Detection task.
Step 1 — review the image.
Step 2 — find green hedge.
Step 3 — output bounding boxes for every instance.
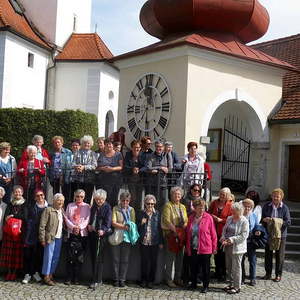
[0,108,98,159]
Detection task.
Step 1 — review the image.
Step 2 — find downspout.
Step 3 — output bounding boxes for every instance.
[44,48,57,110]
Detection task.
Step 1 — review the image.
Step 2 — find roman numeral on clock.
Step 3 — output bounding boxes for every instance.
[162,102,170,112]
[134,106,141,113]
[136,80,143,91]
[128,118,137,131]
[160,87,168,98]
[133,128,142,140]
[153,128,160,139]
[158,116,168,129]
[146,74,154,87]
[127,105,134,114]
[130,92,137,100]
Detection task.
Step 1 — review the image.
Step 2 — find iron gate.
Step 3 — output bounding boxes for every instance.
[221,115,251,193]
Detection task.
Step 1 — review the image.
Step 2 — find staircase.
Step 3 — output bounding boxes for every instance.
[286,209,300,259]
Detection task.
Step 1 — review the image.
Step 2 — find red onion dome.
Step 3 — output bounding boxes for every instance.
[140,0,269,43]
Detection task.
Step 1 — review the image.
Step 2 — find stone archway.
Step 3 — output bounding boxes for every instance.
[105,110,114,138]
[203,90,268,193]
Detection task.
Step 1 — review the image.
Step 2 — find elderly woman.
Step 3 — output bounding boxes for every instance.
[18,145,46,207]
[64,189,90,285]
[21,135,51,165]
[96,139,123,207]
[241,198,259,286]
[0,142,17,204]
[246,186,262,223]
[95,137,105,156]
[180,142,204,187]
[71,139,81,154]
[262,188,291,282]
[111,192,136,287]
[0,185,28,281]
[124,140,145,211]
[208,187,233,282]
[138,194,163,288]
[22,189,48,284]
[49,136,72,205]
[39,193,65,286]
[185,199,217,293]
[0,187,7,248]
[71,135,97,203]
[221,202,249,294]
[88,189,112,290]
[161,186,188,288]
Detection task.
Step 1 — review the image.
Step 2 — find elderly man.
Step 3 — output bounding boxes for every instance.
[146,140,169,210]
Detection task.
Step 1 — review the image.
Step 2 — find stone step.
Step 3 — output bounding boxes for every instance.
[291,217,300,226]
[286,233,300,243]
[257,248,300,259]
[288,225,300,234]
[290,210,300,218]
[286,241,300,252]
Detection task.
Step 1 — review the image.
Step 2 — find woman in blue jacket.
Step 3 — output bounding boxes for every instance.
[241,198,258,286]
[138,194,163,289]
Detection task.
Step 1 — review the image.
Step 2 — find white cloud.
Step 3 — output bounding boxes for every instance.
[92,0,300,54]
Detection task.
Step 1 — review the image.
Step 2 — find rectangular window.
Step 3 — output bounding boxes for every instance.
[28,52,34,68]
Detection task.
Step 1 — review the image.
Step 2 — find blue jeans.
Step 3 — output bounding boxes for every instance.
[242,243,256,280]
[42,238,62,275]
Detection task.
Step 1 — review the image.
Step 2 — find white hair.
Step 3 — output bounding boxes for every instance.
[73,189,85,201]
[0,186,5,197]
[219,187,231,196]
[32,135,44,143]
[144,194,157,204]
[27,145,37,153]
[80,135,94,147]
[93,189,107,201]
[232,202,244,215]
[53,193,65,202]
[170,186,184,198]
[119,191,131,203]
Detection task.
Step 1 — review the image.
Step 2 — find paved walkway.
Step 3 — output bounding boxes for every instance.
[0,257,299,300]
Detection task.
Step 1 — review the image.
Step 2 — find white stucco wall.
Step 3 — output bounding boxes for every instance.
[1,33,49,109]
[19,0,92,48]
[54,62,119,136]
[0,32,5,107]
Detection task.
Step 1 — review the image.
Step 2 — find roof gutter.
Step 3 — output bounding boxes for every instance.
[269,118,300,125]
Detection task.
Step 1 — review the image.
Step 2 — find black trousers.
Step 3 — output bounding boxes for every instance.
[66,235,87,281]
[140,244,159,283]
[190,250,211,288]
[214,241,226,279]
[181,253,192,283]
[265,238,286,277]
[89,233,106,283]
[23,243,44,276]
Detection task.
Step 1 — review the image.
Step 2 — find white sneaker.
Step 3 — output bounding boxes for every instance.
[22,274,31,284]
[33,272,42,282]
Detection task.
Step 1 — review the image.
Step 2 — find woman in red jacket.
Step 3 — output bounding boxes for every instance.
[208,187,232,282]
[186,199,217,293]
[17,145,45,207]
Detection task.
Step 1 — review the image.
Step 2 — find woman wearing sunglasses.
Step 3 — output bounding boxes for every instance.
[138,194,163,289]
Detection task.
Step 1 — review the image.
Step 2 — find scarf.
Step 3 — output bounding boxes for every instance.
[37,200,48,209]
[11,197,25,206]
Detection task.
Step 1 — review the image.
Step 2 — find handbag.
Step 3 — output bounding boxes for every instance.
[108,228,124,246]
[167,227,186,253]
[3,217,22,238]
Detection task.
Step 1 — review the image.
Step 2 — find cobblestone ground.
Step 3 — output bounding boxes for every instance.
[0,257,299,300]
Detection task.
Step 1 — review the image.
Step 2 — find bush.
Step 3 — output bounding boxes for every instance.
[0,108,98,160]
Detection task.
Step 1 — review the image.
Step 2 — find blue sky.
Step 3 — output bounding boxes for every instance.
[91,0,300,55]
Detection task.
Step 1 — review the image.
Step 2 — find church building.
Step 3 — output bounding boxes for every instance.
[0,0,118,137]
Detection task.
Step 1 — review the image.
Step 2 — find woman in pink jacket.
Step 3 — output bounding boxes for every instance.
[186,199,217,293]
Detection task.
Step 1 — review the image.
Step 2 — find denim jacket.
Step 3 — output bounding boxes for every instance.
[49,147,72,184]
[138,210,163,245]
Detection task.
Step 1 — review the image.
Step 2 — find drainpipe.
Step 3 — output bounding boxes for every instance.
[44,48,57,110]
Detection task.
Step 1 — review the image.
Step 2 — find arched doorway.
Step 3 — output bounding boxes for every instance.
[204,94,267,194]
[105,110,114,138]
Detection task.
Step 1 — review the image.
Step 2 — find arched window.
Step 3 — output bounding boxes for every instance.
[105,110,114,138]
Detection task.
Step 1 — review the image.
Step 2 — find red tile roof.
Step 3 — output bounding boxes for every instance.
[253,34,300,122]
[0,0,50,49]
[112,31,296,72]
[56,33,113,61]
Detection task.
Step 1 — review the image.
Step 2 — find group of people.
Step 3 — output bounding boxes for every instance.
[0,133,291,294]
[0,133,211,212]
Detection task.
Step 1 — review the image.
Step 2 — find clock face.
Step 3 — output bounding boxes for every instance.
[126,73,171,141]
